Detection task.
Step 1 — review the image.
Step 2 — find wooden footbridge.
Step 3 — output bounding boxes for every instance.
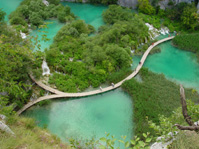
[17,36,174,115]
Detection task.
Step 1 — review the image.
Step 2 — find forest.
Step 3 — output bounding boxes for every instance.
[45,5,149,92]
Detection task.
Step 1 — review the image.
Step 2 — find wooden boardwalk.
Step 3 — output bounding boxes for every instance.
[17,36,174,115]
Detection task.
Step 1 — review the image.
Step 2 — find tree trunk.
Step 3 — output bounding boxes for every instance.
[174,85,199,131]
[180,85,194,126]
[0,121,15,136]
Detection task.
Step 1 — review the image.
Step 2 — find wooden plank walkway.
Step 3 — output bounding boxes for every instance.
[17,36,174,115]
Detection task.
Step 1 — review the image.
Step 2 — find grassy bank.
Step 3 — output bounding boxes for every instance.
[173,33,199,54]
[122,68,199,138]
[0,116,70,149]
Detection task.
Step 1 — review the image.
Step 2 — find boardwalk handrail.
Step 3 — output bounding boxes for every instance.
[17,36,174,115]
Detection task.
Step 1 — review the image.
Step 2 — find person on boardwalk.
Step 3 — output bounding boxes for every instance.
[111,83,115,87]
[100,86,102,91]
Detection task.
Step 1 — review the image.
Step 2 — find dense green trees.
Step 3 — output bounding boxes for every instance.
[9,0,75,28]
[136,1,198,32]
[0,9,44,112]
[0,8,5,22]
[44,5,151,92]
[181,5,198,30]
[0,27,34,110]
[45,6,150,92]
[165,3,199,31]
[138,0,155,15]
[102,5,133,24]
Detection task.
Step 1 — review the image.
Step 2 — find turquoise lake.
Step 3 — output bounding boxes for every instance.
[132,41,199,92]
[1,0,199,147]
[0,0,22,21]
[24,89,133,147]
[31,2,107,50]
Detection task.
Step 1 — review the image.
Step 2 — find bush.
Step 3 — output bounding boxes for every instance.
[108,68,132,84]
[10,16,26,26]
[173,33,199,53]
[102,5,133,24]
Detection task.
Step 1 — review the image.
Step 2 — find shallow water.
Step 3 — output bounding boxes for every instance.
[0,0,22,21]
[24,89,133,146]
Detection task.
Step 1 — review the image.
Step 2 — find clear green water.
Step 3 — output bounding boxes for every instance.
[61,2,107,29]
[31,20,64,51]
[132,41,199,91]
[0,0,22,21]
[24,89,133,146]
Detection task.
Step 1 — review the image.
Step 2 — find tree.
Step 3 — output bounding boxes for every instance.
[0,9,6,22]
[105,44,132,69]
[174,85,199,131]
[48,0,60,5]
[138,0,155,15]
[0,27,34,109]
[29,12,43,27]
[58,11,66,23]
[10,16,26,25]
[84,46,107,66]
[181,5,198,30]
[102,5,133,24]
[19,5,29,18]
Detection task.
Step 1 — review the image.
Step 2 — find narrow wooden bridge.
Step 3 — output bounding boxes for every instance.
[17,36,174,115]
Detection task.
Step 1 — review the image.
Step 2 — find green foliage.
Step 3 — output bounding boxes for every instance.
[29,12,44,26]
[9,0,75,28]
[136,2,198,32]
[108,68,133,84]
[173,33,199,54]
[180,4,198,30]
[0,116,69,149]
[0,8,6,22]
[148,99,199,141]
[46,7,151,92]
[69,132,153,148]
[10,16,27,25]
[102,5,133,24]
[137,13,161,29]
[122,68,199,138]
[165,3,198,31]
[48,0,60,5]
[169,131,199,149]
[138,0,155,15]
[0,31,35,109]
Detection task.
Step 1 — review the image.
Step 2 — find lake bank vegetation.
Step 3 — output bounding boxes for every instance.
[9,0,75,33]
[122,68,199,138]
[0,116,69,148]
[173,33,199,59]
[0,10,70,148]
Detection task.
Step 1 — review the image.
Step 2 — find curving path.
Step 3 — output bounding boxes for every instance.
[17,36,174,115]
